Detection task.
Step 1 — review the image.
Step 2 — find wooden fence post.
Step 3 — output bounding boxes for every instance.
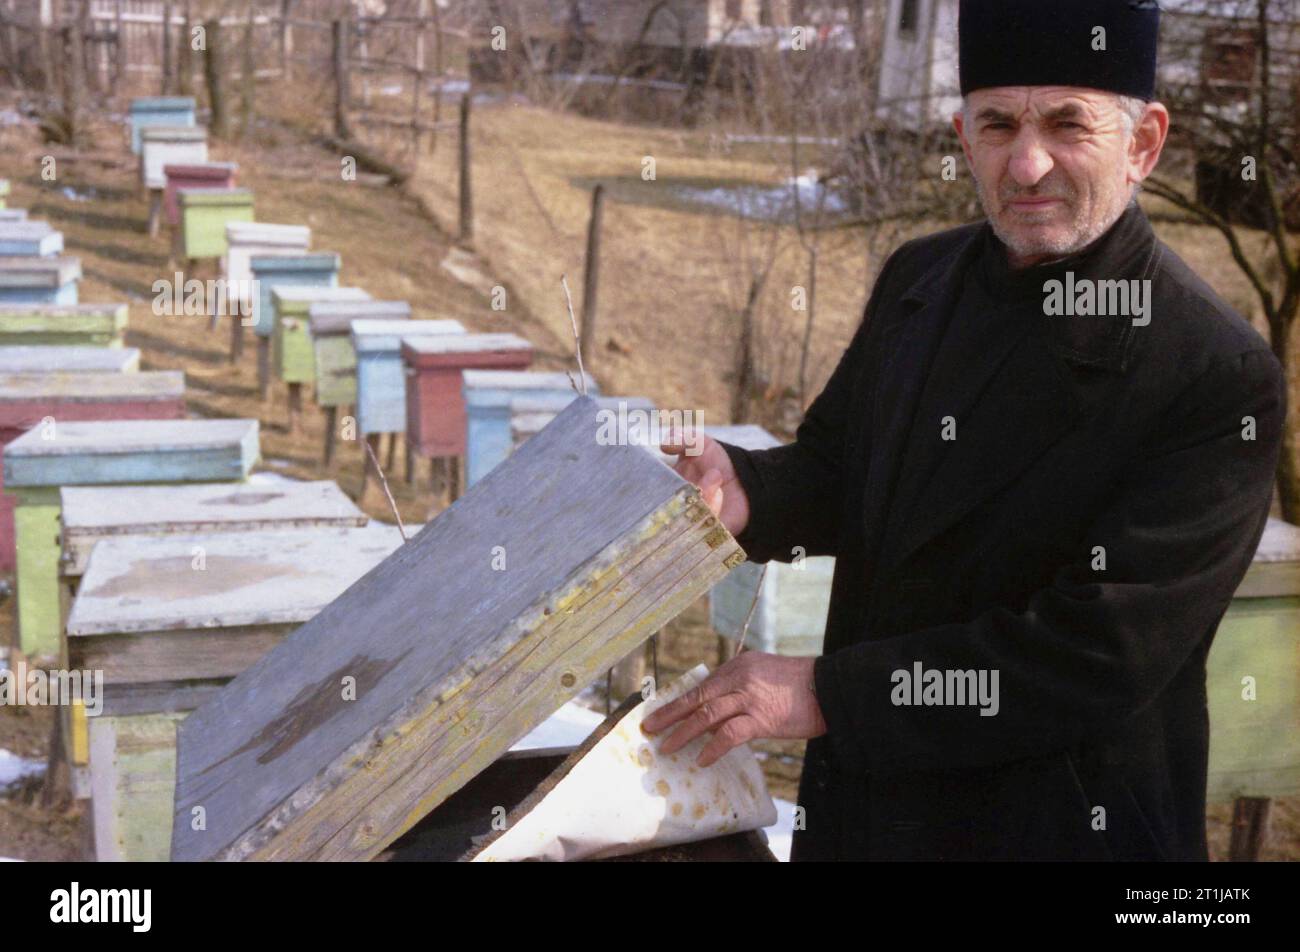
[160,0,172,94]
[203,17,227,138]
[176,2,192,96]
[580,183,604,364]
[332,18,351,140]
[240,0,255,139]
[458,93,472,243]
[279,0,293,81]
[113,0,125,98]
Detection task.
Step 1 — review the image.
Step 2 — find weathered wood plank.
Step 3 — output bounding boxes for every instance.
[170,395,744,861]
[0,346,139,374]
[60,477,368,576]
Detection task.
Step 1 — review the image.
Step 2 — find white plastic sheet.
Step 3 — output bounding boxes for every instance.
[474,664,778,861]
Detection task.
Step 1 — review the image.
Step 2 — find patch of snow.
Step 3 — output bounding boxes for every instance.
[0,749,44,792]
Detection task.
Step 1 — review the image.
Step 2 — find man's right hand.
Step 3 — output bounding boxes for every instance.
[660,433,750,538]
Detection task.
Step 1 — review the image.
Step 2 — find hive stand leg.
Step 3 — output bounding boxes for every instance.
[448,455,462,503]
[323,406,338,465]
[385,432,398,473]
[42,715,71,808]
[230,312,245,363]
[287,383,303,435]
[1228,796,1271,861]
[257,338,271,401]
[609,642,648,705]
[360,432,383,500]
[404,442,415,484]
[146,189,163,238]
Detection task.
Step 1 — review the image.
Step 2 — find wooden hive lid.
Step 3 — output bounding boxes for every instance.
[4,417,257,458]
[169,395,743,861]
[226,221,310,247]
[351,318,465,352]
[271,286,371,314]
[401,332,531,357]
[309,300,412,336]
[163,161,238,178]
[177,186,253,207]
[0,256,82,286]
[249,251,340,274]
[0,345,140,373]
[141,124,207,142]
[0,370,183,402]
[67,523,407,637]
[61,477,366,536]
[463,369,596,395]
[2,221,57,238]
[0,302,125,324]
[130,96,196,112]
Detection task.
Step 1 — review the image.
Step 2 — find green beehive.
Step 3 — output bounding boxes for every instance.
[176,188,254,260]
[270,286,371,385]
[0,303,127,347]
[1206,518,1300,804]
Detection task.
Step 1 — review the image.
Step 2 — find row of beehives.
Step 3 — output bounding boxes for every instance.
[0,106,835,861]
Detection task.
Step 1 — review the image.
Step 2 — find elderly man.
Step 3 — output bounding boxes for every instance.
[647,0,1285,861]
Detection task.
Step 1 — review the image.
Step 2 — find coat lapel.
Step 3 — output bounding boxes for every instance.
[859,233,984,565]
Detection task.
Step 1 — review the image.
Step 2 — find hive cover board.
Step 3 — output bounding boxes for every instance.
[170,396,745,861]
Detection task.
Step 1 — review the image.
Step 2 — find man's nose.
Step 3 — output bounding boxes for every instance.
[1006,131,1055,188]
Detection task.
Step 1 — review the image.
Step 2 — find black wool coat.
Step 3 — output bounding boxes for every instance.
[719,206,1286,861]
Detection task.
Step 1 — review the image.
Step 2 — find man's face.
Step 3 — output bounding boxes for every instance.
[953,87,1149,266]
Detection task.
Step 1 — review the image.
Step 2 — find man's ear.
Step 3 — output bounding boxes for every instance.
[1129,101,1170,185]
[952,111,975,166]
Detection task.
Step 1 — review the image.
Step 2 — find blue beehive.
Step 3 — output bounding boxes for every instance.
[463,370,599,486]
[352,319,465,436]
[128,96,197,155]
[0,222,63,257]
[0,257,81,305]
[249,253,340,338]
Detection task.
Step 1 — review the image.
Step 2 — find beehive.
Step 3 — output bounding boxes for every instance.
[0,303,126,347]
[0,221,63,257]
[70,524,409,861]
[270,286,371,385]
[162,161,237,227]
[0,257,81,305]
[400,334,534,459]
[127,96,196,154]
[140,126,208,192]
[176,187,254,260]
[463,369,598,486]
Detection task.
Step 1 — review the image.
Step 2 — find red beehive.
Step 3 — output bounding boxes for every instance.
[401,333,532,459]
[162,162,238,227]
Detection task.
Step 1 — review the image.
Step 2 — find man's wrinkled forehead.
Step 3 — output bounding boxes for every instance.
[968,86,1122,122]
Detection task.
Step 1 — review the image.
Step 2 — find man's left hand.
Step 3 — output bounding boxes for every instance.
[641,652,828,768]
